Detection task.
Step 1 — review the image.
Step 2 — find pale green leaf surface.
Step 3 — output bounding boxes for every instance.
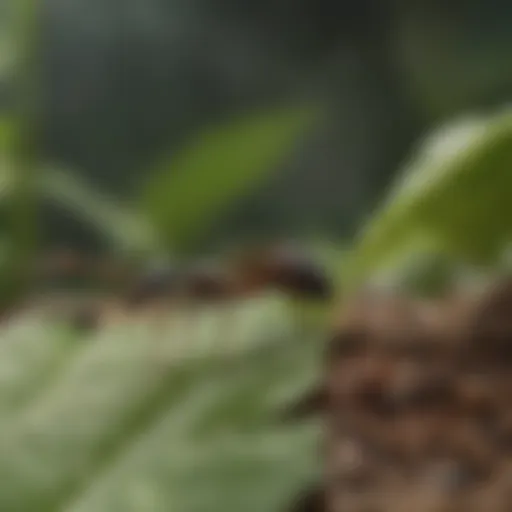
[346,108,512,289]
[0,319,81,414]
[142,106,317,251]
[0,297,320,511]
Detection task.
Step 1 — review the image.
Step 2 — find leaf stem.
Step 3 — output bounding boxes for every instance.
[4,0,40,303]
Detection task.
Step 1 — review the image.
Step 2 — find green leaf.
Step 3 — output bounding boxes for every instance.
[0,297,321,511]
[0,159,160,256]
[345,108,512,289]
[41,167,159,255]
[141,106,318,251]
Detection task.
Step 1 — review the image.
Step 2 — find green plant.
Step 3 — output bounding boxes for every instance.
[142,107,315,253]
[0,0,316,294]
[344,107,512,291]
[2,102,512,511]
[0,298,321,511]
[4,3,512,510]
[0,104,315,273]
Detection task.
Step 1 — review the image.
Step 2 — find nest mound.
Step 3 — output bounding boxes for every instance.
[290,279,512,512]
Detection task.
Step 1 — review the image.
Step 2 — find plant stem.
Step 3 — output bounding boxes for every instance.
[4,0,40,304]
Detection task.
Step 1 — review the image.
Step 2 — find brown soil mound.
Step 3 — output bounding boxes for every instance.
[289,279,512,512]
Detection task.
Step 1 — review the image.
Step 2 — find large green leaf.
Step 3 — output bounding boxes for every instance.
[0,297,321,511]
[345,108,512,289]
[141,106,317,251]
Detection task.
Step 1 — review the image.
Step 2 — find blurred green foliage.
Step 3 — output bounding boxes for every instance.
[1,0,510,246]
[346,108,512,290]
[142,106,316,252]
[1,2,512,510]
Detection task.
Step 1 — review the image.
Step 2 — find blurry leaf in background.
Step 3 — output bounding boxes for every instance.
[345,107,512,290]
[0,150,160,257]
[141,106,318,252]
[0,298,320,512]
[41,167,159,256]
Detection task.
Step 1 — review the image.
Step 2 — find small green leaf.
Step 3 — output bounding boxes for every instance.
[141,106,318,251]
[41,167,159,255]
[346,108,512,289]
[0,158,160,256]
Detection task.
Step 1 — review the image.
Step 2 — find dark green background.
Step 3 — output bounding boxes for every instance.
[6,0,512,248]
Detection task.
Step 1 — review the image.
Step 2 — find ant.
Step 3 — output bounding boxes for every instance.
[231,242,333,301]
[124,242,334,307]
